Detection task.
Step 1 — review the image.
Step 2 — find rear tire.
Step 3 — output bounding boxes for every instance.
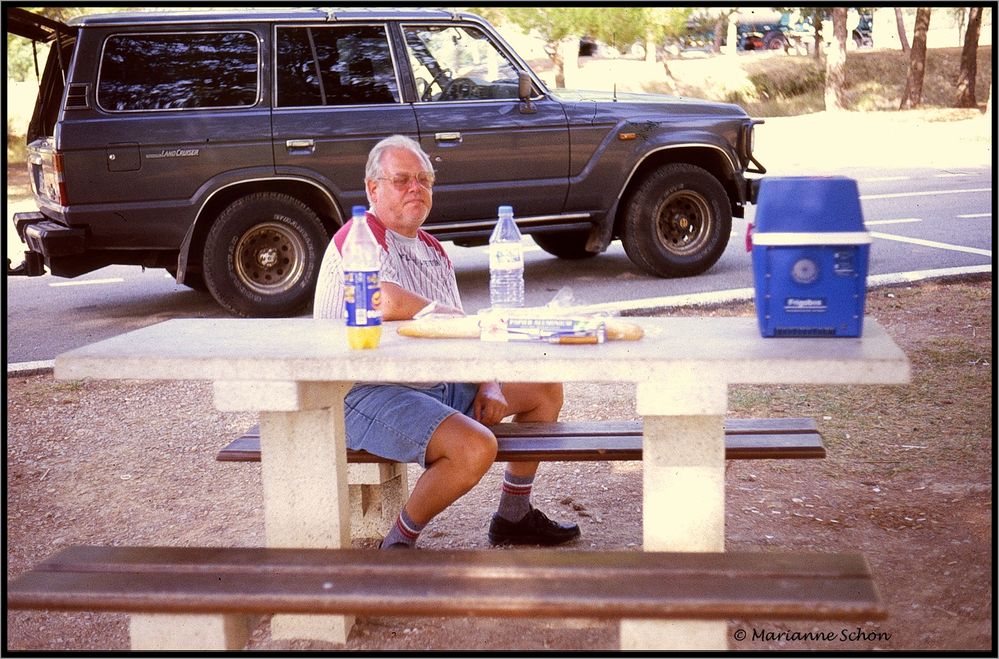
[621,164,731,278]
[202,193,330,317]
[531,230,597,260]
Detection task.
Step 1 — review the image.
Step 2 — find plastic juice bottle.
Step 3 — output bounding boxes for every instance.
[342,206,382,349]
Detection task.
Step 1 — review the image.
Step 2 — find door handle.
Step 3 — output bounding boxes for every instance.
[434,132,462,143]
[285,139,315,151]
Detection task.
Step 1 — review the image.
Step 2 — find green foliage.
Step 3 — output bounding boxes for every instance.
[595,7,692,51]
[496,7,599,45]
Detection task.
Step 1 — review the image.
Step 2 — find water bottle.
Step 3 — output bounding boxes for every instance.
[489,205,524,308]
[342,205,382,349]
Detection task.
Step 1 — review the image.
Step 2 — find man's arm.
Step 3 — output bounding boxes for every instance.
[380,281,463,321]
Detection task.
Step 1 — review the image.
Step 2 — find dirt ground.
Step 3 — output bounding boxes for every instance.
[4,275,992,652]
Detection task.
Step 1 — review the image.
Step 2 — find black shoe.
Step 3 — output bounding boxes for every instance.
[488,506,581,546]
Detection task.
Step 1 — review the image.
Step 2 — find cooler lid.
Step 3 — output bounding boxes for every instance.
[754,176,865,233]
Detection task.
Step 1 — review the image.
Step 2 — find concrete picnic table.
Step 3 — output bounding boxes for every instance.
[54,315,910,649]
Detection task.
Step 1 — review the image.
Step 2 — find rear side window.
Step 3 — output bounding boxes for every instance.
[98,32,259,111]
[276,25,399,107]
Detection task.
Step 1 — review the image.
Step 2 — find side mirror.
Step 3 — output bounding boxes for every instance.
[518,71,536,114]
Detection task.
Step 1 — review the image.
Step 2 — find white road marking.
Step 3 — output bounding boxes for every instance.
[865,218,922,226]
[565,265,992,315]
[861,187,991,201]
[48,277,125,287]
[868,231,992,257]
[957,213,991,219]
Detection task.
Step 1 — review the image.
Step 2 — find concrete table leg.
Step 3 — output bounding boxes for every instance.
[620,379,729,651]
[130,613,253,650]
[214,380,355,645]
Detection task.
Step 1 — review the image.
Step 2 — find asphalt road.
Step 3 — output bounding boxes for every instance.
[5,163,992,365]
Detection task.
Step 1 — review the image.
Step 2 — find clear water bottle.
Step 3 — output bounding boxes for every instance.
[342,205,382,349]
[488,205,524,308]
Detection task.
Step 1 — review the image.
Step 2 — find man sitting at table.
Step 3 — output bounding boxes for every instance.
[314,134,580,549]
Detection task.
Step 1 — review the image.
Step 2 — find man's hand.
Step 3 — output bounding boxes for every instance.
[472,381,508,426]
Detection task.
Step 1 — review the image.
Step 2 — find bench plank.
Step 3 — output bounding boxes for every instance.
[8,545,884,621]
[217,418,825,463]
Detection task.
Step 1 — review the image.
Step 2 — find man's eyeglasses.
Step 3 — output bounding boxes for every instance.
[378,172,435,190]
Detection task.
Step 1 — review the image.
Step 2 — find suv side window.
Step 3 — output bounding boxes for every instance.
[276,26,399,107]
[98,32,258,112]
[404,25,521,102]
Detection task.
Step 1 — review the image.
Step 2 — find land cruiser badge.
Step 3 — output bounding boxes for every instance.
[146,148,200,159]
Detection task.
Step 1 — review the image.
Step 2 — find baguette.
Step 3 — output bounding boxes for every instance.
[397,316,480,339]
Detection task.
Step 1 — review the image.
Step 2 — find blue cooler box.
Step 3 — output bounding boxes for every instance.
[751,176,871,337]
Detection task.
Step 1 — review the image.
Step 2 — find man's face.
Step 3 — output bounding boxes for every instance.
[367,148,434,238]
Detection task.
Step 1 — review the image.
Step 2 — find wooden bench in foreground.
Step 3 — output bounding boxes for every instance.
[7,545,885,650]
[217,418,826,463]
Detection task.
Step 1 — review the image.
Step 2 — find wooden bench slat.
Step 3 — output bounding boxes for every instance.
[217,419,826,463]
[8,546,885,621]
[32,545,874,578]
[231,417,819,440]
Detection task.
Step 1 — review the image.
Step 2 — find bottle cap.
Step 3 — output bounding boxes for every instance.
[498,205,513,216]
[352,205,367,217]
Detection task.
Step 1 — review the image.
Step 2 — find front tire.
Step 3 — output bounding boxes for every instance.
[202,193,329,317]
[621,164,731,277]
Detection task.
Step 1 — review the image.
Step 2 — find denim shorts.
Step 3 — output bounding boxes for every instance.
[344,383,479,468]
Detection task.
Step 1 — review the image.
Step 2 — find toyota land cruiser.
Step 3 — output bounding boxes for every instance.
[8,7,765,317]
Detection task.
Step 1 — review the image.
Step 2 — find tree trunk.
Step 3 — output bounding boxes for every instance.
[900,8,931,109]
[645,34,657,64]
[713,16,725,53]
[547,43,566,88]
[955,7,982,108]
[661,60,679,94]
[560,37,579,89]
[895,8,911,53]
[810,9,824,60]
[825,8,849,112]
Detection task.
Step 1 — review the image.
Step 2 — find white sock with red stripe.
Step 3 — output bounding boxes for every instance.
[497,470,534,522]
[381,508,425,548]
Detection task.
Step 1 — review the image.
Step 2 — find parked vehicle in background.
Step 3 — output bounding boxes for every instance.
[785,10,874,54]
[7,7,764,317]
[851,12,874,48]
[736,17,791,52]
